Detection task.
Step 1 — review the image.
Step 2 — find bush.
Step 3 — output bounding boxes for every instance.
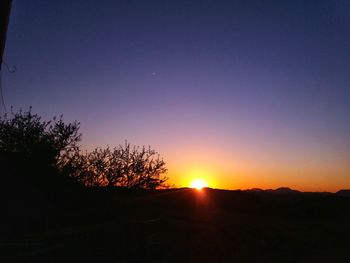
[0,108,168,190]
[0,108,81,190]
[70,142,168,189]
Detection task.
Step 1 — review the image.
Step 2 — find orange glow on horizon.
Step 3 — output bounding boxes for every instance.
[163,141,350,193]
[190,179,208,190]
[167,165,349,193]
[180,166,218,190]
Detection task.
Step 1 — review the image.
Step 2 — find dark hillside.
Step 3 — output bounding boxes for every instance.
[1,188,350,262]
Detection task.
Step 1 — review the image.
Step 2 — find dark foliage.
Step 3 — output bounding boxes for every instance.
[0,108,168,191]
[70,142,168,189]
[0,108,83,236]
[0,108,81,191]
[0,108,168,238]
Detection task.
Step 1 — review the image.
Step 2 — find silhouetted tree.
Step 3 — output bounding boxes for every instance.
[71,142,168,189]
[0,108,168,191]
[0,108,81,190]
[0,108,83,235]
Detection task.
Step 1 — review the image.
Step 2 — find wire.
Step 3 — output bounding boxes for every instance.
[0,62,17,114]
[3,61,16,73]
[0,69,7,114]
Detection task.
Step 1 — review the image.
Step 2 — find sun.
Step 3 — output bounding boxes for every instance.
[190,179,208,190]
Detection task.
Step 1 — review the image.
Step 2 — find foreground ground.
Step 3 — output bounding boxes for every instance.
[2,188,350,262]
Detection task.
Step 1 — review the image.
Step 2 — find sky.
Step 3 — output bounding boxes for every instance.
[2,0,350,191]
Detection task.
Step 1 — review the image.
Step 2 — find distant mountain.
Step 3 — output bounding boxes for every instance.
[337,189,350,197]
[272,187,300,194]
[246,188,264,192]
[245,187,301,195]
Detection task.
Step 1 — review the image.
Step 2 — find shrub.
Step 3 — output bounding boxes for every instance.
[70,142,168,189]
[0,108,81,190]
[0,108,168,190]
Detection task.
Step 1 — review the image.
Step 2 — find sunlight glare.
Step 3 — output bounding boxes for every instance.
[190,179,208,190]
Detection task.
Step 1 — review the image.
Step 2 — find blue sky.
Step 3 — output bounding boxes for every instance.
[2,0,350,190]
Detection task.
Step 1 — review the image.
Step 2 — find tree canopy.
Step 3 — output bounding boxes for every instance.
[70,143,168,189]
[0,108,168,190]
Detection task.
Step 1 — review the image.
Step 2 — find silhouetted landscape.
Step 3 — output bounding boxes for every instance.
[2,186,350,262]
[2,1,350,262]
[0,110,349,262]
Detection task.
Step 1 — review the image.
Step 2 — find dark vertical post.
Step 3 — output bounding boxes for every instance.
[0,0,13,71]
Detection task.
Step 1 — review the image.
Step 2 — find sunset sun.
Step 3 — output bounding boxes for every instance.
[1,0,349,261]
[190,179,208,190]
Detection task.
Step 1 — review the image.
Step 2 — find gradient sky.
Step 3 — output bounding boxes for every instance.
[2,0,350,191]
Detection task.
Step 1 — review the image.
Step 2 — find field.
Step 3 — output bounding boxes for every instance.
[2,188,350,262]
